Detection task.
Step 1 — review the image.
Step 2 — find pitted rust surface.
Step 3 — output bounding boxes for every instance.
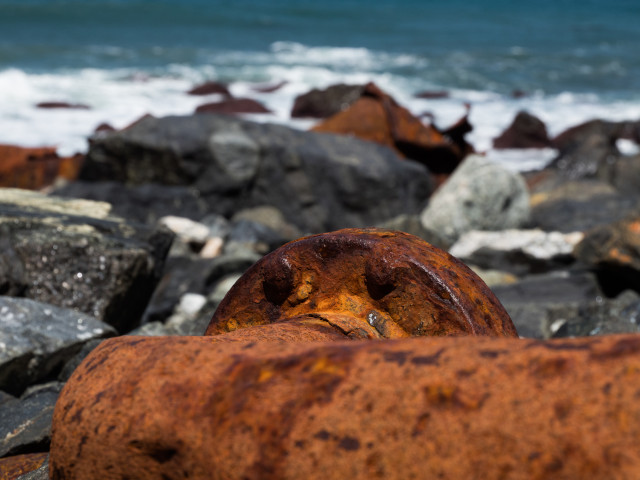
[51,334,640,479]
[0,453,48,480]
[206,228,517,338]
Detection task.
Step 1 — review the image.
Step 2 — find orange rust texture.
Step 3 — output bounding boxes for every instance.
[0,144,83,190]
[51,334,640,480]
[312,83,451,158]
[0,453,48,480]
[207,228,517,339]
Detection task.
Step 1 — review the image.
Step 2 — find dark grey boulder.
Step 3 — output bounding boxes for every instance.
[72,114,433,233]
[492,270,602,339]
[550,119,624,180]
[528,178,638,233]
[0,297,115,395]
[51,181,210,225]
[0,382,62,457]
[0,189,173,332]
[291,83,365,118]
[552,290,640,338]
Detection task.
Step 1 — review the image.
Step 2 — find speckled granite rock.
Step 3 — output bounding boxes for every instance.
[0,188,173,332]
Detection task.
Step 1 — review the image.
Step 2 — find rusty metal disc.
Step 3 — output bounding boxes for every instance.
[206,228,517,338]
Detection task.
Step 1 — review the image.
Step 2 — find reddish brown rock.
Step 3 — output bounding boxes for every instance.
[311,83,471,175]
[493,111,552,149]
[0,144,84,190]
[291,84,366,118]
[207,228,517,339]
[35,102,90,109]
[187,81,231,96]
[51,333,640,480]
[0,452,48,480]
[195,98,271,115]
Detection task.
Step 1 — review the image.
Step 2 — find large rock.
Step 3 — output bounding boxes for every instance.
[574,212,640,296]
[0,189,173,332]
[420,155,530,247]
[528,177,638,233]
[0,296,115,395]
[312,83,471,176]
[74,114,433,233]
[550,119,623,179]
[291,84,365,118]
[492,111,552,149]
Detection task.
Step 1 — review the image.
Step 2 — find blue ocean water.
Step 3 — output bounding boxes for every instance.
[2,0,640,164]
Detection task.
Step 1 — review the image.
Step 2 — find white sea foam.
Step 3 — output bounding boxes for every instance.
[2,43,640,172]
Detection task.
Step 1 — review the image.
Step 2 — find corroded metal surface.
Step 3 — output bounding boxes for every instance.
[0,453,48,480]
[206,228,517,338]
[51,334,640,480]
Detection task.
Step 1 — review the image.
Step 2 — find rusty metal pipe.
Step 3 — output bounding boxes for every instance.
[51,334,640,479]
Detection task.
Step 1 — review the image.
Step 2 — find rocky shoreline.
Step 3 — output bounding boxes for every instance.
[1,83,640,478]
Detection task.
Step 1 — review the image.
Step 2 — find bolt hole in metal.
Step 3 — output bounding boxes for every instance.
[208,228,518,338]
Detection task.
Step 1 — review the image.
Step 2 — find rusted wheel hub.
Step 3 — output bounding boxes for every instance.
[206,228,517,338]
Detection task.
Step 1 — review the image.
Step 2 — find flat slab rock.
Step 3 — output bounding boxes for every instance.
[0,382,63,458]
[0,296,115,395]
[0,188,173,332]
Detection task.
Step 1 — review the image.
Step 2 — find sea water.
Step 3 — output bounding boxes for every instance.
[2,0,640,170]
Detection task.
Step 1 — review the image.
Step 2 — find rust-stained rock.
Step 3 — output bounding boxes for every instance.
[207,228,517,338]
[311,83,471,175]
[0,453,48,480]
[51,333,640,480]
[0,144,83,190]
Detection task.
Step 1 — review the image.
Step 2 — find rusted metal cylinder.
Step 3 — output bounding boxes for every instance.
[207,228,517,338]
[51,334,640,480]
